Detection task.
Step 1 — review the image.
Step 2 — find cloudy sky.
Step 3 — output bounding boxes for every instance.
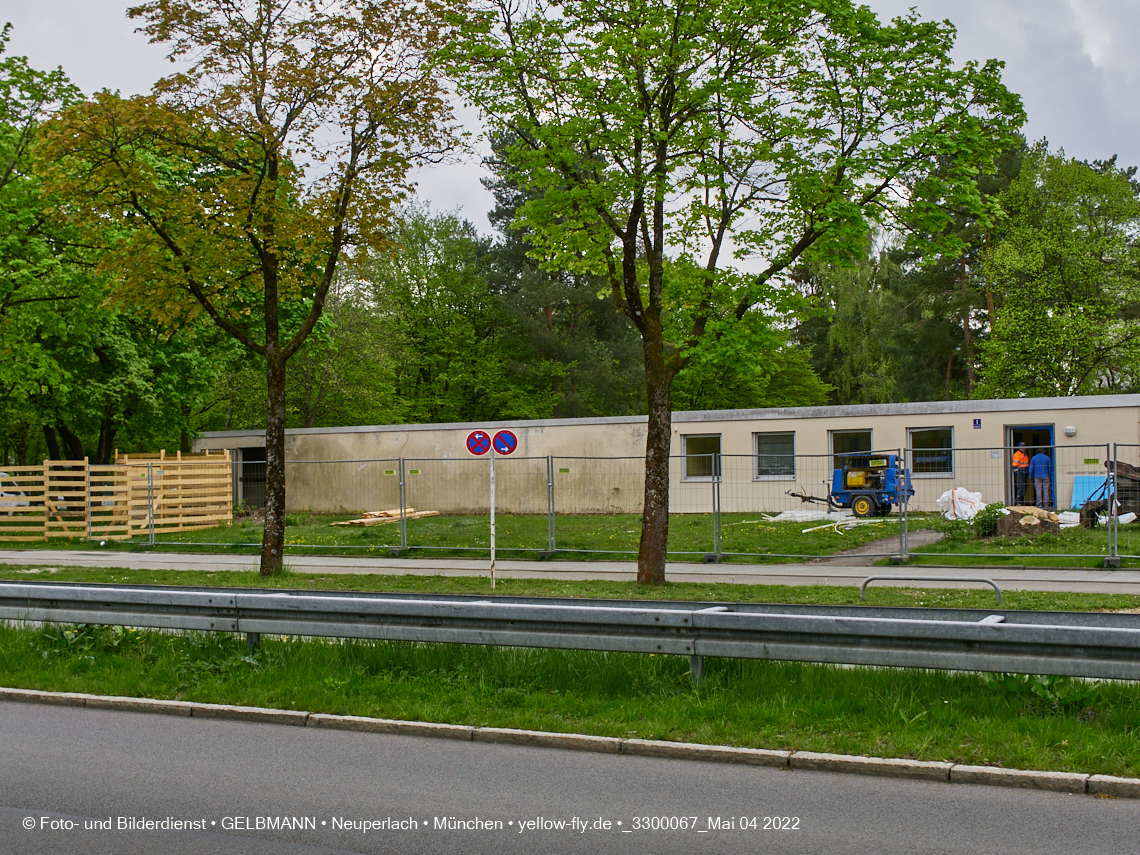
[2,0,1136,232]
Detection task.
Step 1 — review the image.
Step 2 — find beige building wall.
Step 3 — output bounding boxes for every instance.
[196,395,1140,514]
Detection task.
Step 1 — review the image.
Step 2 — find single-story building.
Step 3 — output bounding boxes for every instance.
[194,394,1140,515]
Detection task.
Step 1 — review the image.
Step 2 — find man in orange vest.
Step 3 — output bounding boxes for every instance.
[1012,442,1030,504]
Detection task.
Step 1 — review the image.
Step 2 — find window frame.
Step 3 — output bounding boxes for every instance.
[681,433,722,481]
[753,430,796,481]
[829,428,873,470]
[907,426,955,477]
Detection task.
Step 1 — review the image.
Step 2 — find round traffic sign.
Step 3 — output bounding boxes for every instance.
[493,430,518,455]
[466,430,491,456]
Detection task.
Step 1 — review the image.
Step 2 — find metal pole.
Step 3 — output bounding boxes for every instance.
[490,447,496,589]
[547,455,555,554]
[1111,443,1119,564]
[713,454,722,560]
[399,458,407,551]
[900,448,909,562]
[147,462,155,547]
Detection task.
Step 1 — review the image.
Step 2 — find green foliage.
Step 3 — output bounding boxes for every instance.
[982,672,1097,717]
[973,502,1007,537]
[978,143,1140,396]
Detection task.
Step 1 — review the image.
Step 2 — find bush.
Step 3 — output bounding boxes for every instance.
[973,502,1007,538]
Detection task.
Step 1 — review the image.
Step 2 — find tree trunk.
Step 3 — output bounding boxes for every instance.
[260,350,287,575]
[637,331,672,585]
[42,425,61,461]
[56,423,85,460]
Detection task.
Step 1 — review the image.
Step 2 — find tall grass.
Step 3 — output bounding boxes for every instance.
[2,622,1138,778]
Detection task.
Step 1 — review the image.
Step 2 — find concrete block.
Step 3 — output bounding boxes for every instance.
[85,695,193,716]
[0,687,89,707]
[190,703,310,726]
[308,713,473,740]
[1087,774,1140,799]
[951,764,1087,793]
[473,727,621,753]
[791,751,952,782]
[622,739,790,767]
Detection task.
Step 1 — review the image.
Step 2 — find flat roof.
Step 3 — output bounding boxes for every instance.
[198,393,1140,440]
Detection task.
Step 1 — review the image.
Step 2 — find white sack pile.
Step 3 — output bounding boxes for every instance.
[937,488,987,521]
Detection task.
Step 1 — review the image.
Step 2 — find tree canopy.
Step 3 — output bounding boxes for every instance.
[39,0,463,572]
[450,0,1024,581]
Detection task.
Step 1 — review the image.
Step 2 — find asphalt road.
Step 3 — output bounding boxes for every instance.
[4,548,1140,593]
[0,701,1135,855]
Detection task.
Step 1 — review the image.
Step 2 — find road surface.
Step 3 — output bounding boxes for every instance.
[0,701,1134,855]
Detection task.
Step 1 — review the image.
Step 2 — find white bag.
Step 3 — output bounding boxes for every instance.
[937,488,987,521]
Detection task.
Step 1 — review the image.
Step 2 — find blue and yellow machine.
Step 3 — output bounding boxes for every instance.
[788,453,914,517]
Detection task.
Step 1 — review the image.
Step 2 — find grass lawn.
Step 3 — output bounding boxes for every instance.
[905,518,1136,568]
[2,621,1137,778]
[4,564,1140,612]
[4,512,926,562]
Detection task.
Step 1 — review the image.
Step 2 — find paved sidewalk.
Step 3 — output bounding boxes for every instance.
[2,548,1140,594]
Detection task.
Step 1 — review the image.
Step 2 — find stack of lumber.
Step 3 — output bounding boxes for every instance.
[329,508,439,526]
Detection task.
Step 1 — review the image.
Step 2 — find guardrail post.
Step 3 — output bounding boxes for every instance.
[1107,443,1121,568]
[690,654,705,685]
[246,632,260,655]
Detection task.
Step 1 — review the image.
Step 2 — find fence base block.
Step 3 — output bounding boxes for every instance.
[535,550,555,560]
[888,555,907,565]
[1104,557,1122,568]
[387,548,404,558]
[701,553,721,564]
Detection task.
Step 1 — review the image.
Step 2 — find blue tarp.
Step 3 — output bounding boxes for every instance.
[1070,475,1109,510]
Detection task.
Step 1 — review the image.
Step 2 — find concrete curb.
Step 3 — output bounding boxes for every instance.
[3,686,1137,799]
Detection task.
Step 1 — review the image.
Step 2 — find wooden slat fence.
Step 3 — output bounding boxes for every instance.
[0,450,232,542]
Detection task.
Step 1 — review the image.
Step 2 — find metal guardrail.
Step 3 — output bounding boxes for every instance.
[861,575,1002,604]
[1,582,1139,680]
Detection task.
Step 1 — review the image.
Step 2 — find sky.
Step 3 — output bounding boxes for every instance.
[2,0,1138,234]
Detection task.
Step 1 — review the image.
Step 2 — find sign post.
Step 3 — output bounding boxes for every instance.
[466,430,518,589]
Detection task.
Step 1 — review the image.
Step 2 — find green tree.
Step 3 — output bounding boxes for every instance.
[0,26,82,409]
[41,0,462,573]
[452,0,1023,582]
[978,145,1140,396]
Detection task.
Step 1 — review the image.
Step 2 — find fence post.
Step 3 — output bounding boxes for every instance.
[714,453,722,560]
[42,460,48,542]
[398,458,407,552]
[899,447,909,563]
[546,455,555,556]
[85,457,92,541]
[147,462,155,546]
[1108,443,1120,568]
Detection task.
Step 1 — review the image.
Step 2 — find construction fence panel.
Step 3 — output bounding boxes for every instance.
[403,455,550,554]
[906,443,1114,561]
[0,465,48,541]
[283,459,401,516]
[1113,444,1140,559]
[146,459,234,535]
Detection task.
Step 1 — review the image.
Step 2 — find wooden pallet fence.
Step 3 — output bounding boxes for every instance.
[118,450,233,535]
[0,451,232,541]
[0,465,49,542]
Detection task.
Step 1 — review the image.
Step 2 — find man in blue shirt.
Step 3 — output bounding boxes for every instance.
[1026,448,1054,509]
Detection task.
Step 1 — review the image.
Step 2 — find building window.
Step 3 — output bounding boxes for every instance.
[830,429,872,468]
[909,427,954,475]
[754,431,795,479]
[683,434,721,479]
